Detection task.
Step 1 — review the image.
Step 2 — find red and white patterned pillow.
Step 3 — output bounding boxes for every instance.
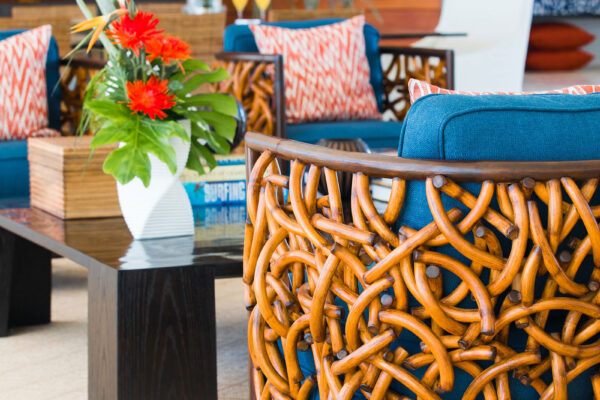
[409,79,600,103]
[0,25,59,141]
[250,16,381,124]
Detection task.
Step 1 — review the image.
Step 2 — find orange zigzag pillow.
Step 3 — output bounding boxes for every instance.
[0,25,60,141]
[409,79,600,103]
[250,16,381,124]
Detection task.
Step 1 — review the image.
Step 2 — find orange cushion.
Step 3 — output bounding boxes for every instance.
[526,49,594,71]
[0,25,59,140]
[408,79,600,103]
[529,23,595,50]
[249,16,381,124]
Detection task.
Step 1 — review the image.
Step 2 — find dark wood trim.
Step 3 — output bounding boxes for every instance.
[0,229,51,337]
[245,131,600,182]
[380,32,467,39]
[60,57,107,70]
[215,52,286,139]
[89,265,218,399]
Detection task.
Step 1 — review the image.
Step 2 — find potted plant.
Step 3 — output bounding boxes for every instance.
[72,0,239,240]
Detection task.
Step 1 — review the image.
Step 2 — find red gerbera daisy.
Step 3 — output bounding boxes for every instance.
[108,11,162,56]
[146,34,191,66]
[126,75,175,120]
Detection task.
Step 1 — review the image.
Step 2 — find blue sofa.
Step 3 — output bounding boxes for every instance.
[0,29,61,205]
[222,19,454,150]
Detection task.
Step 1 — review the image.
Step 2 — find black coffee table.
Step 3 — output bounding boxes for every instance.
[0,205,245,400]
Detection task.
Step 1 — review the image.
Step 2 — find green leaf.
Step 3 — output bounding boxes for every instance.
[85,100,131,121]
[195,111,237,142]
[191,121,229,155]
[168,80,185,92]
[195,141,217,169]
[182,94,239,117]
[191,120,210,141]
[186,144,207,176]
[170,59,212,82]
[137,123,178,175]
[177,68,230,96]
[143,119,189,142]
[182,59,211,73]
[103,144,151,186]
[90,121,134,148]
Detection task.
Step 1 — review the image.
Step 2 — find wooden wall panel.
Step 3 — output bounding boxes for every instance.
[222,0,441,28]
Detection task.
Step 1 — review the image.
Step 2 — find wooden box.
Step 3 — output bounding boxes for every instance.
[28,136,122,219]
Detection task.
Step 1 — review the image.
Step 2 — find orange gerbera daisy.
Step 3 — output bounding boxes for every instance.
[108,11,162,56]
[146,34,191,67]
[126,75,175,120]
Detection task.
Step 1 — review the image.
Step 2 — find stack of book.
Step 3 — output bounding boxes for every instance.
[180,153,246,206]
[370,178,393,203]
[369,149,396,203]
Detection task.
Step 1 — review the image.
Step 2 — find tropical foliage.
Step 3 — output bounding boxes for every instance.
[72,0,238,186]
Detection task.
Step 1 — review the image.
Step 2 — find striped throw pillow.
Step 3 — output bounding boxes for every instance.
[250,16,381,124]
[0,25,60,140]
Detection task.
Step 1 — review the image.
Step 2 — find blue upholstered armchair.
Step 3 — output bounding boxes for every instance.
[0,29,61,203]
[217,19,454,150]
[0,30,103,205]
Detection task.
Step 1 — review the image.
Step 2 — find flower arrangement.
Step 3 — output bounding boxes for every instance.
[72,0,238,187]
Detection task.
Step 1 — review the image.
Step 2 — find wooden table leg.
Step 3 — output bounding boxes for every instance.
[89,264,217,400]
[0,229,51,337]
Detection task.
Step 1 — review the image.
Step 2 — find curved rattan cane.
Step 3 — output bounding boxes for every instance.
[244,132,600,399]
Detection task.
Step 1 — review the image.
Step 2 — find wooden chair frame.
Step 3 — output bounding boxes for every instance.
[215,46,454,138]
[59,57,106,135]
[243,131,600,400]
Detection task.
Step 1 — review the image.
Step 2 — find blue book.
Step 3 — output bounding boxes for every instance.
[213,154,245,166]
[184,180,246,206]
[193,204,247,227]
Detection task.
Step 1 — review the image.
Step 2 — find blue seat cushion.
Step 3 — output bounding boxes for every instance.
[223,19,383,112]
[0,140,29,198]
[0,139,27,161]
[0,29,61,131]
[287,120,402,151]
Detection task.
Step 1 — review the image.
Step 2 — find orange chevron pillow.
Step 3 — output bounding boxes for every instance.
[0,25,60,141]
[408,79,600,103]
[250,16,381,124]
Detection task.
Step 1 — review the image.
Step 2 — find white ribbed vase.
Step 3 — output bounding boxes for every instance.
[117,120,194,240]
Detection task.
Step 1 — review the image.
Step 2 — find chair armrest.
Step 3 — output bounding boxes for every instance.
[213,52,286,139]
[379,46,454,121]
[59,57,107,135]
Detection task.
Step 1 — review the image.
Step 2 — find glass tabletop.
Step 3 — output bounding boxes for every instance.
[0,203,245,274]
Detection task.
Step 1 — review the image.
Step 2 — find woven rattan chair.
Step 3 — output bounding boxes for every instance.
[243,127,600,399]
[214,19,453,149]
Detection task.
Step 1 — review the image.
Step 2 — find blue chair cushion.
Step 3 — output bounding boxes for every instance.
[223,19,383,112]
[0,139,27,161]
[287,120,402,151]
[0,29,61,199]
[397,93,600,231]
[399,93,600,162]
[391,92,600,399]
[0,140,29,197]
[0,29,61,131]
